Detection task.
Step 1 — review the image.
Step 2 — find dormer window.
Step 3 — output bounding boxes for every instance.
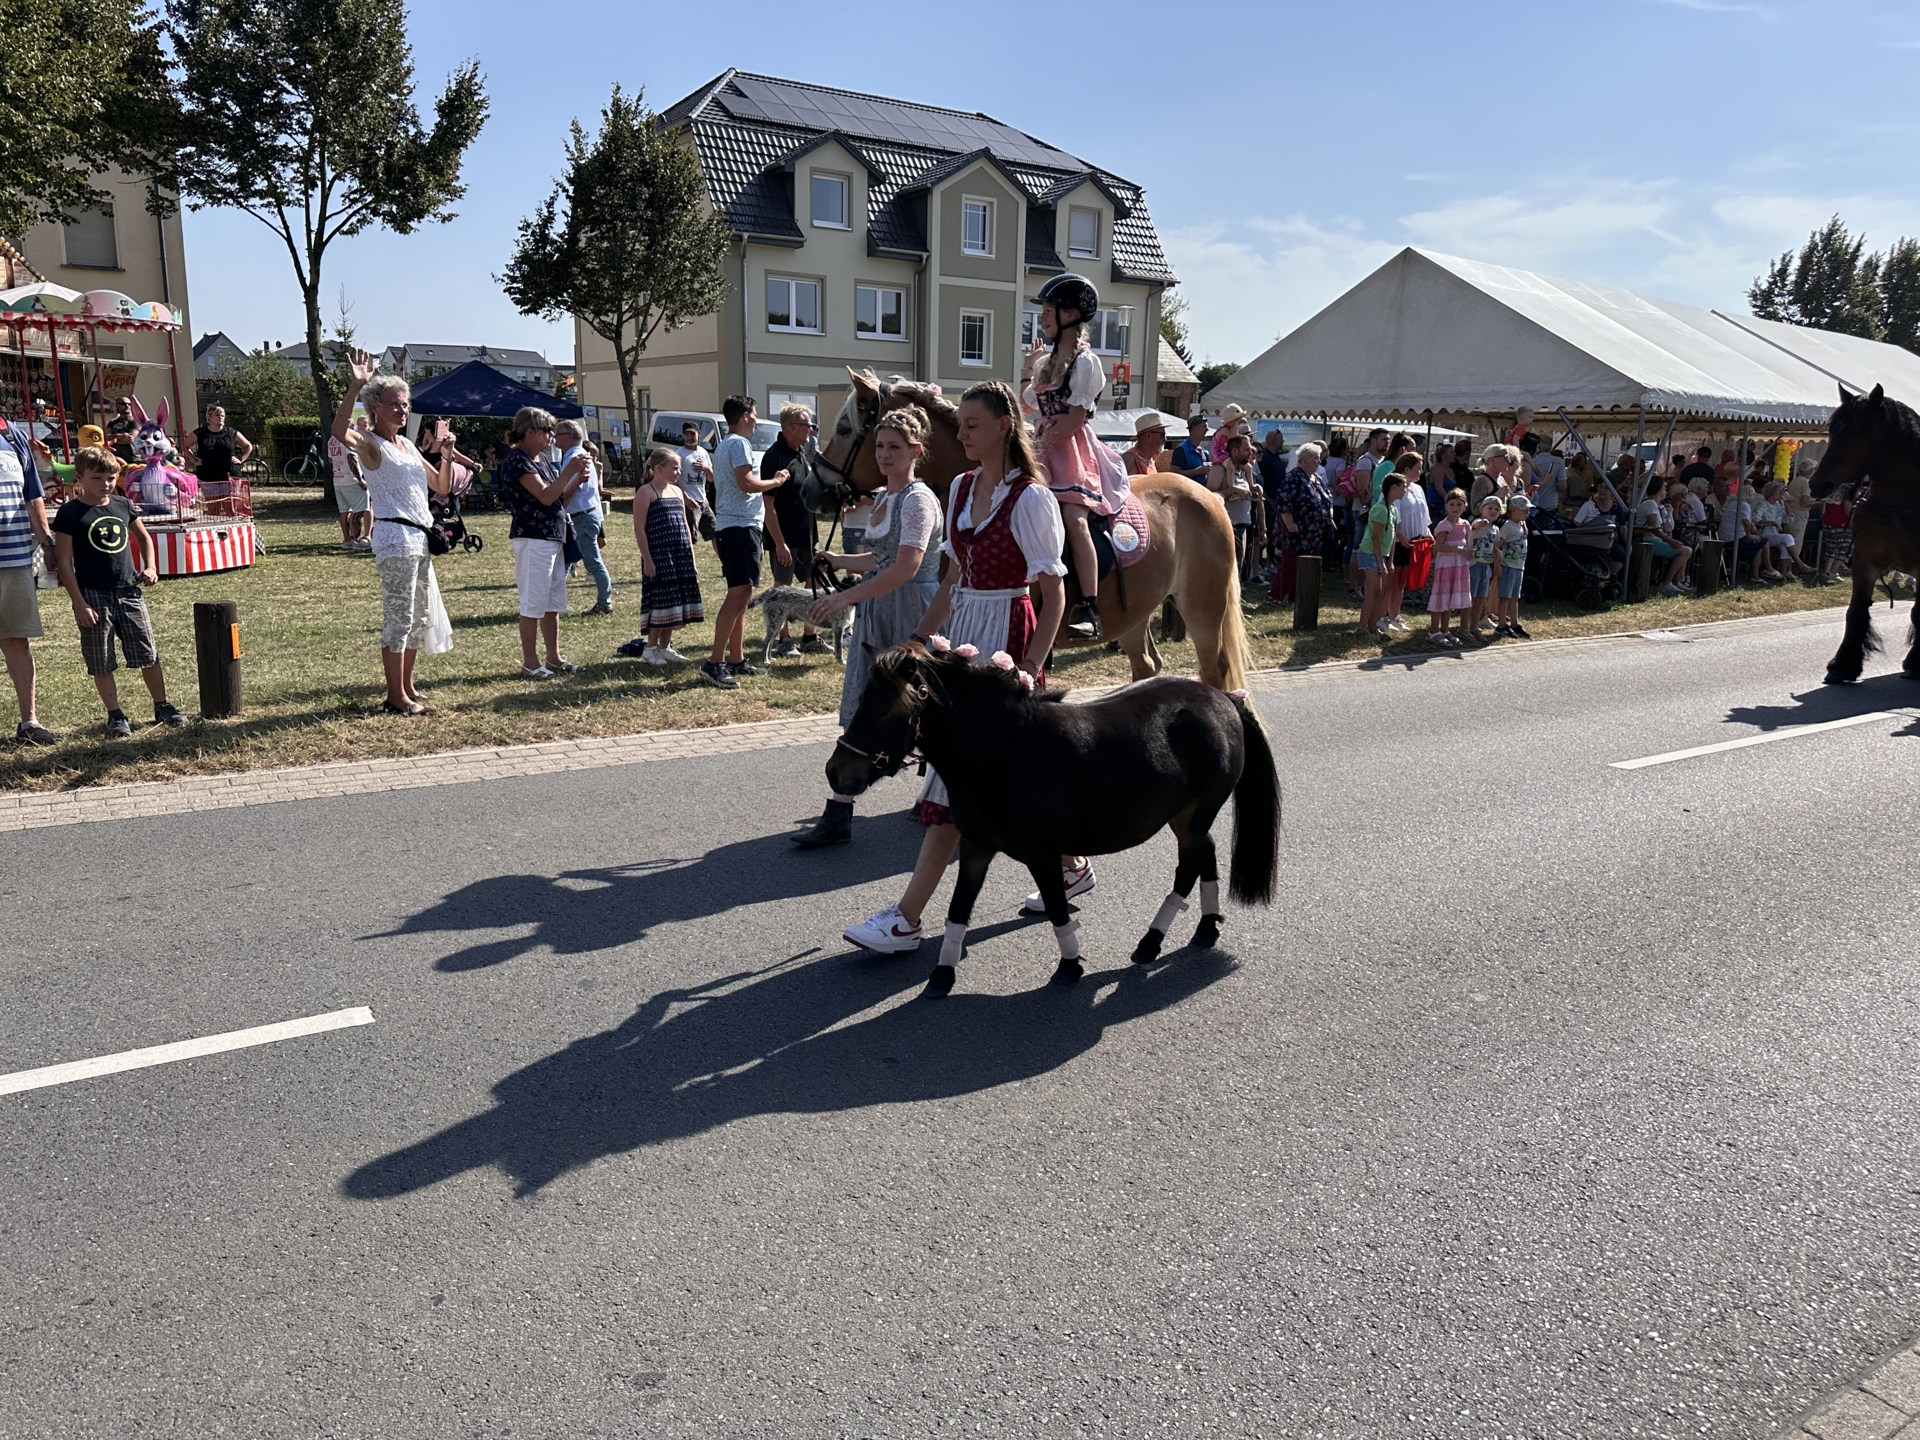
[962,198,993,256]
[1068,207,1099,260]
[811,173,849,229]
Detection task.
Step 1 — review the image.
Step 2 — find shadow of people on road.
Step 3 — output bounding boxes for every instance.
[374,816,927,972]
[342,947,1237,1201]
[1724,672,1920,734]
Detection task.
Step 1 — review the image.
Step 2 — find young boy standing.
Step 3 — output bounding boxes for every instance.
[52,447,185,737]
[702,395,788,690]
[1493,493,1532,639]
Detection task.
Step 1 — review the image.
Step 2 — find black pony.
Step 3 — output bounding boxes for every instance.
[826,647,1281,992]
[1809,383,1920,684]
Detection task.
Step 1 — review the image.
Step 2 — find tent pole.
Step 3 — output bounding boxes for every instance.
[1734,421,1750,588]
[48,324,73,462]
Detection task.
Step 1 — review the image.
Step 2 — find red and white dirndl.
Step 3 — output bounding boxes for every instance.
[912,470,1061,826]
[1029,350,1128,518]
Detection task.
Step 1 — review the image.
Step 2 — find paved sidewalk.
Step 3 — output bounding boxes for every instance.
[0,600,1876,835]
[1788,1340,1920,1439]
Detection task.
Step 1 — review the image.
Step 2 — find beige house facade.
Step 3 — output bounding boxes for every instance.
[12,170,195,431]
[574,73,1174,448]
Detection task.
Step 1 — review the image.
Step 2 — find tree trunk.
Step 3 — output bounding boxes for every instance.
[613,320,641,488]
[302,279,336,505]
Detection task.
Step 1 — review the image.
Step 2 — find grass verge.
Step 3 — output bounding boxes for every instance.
[1,492,1851,793]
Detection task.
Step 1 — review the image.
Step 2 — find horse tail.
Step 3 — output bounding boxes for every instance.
[1228,696,1280,906]
[1215,562,1251,694]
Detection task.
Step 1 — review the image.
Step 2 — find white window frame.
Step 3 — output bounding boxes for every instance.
[62,206,120,270]
[960,197,994,257]
[1021,306,1041,347]
[958,309,992,367]
[768,390,819,418]
[856,284,908,342]
[766,275,824,335]
[1090,307,1129,355]
[1068,206,1101,260]
[810,172,849,230]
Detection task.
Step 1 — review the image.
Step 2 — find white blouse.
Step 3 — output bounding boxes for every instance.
[943,470,1069,583]
[1020,350,1106,413]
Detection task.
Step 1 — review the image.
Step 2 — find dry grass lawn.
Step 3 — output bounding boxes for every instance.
[0,490,1853,793]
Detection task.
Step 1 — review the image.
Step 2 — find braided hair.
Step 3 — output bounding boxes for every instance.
[960,380,1044,484]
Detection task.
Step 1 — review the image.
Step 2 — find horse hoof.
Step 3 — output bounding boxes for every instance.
[1131,931,1166,966]
[1824,669,1860,686]
[924,964,955,996]
[1191,915,1222,950]
[1052,958,1084,986]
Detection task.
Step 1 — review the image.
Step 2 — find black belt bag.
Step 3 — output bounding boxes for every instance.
[377,513,450,556]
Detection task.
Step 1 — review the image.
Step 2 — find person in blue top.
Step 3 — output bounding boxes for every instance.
[556,418,612,615]
[1170,415,1210,481]
[0,417,57,744]
[702,395,790,690]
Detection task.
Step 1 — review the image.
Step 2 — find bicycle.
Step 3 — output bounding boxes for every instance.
[282,435,326,484]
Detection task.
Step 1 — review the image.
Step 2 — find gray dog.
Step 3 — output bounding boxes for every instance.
[751,585,850,664]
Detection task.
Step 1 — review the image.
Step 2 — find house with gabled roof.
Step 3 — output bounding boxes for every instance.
[573,70,1176,446]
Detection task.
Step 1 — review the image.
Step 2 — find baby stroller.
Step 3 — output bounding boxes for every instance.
[1525,511,1617,611]
[430,462,484,553]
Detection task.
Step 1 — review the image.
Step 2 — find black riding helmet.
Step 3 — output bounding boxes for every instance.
[1032,272,1099,329]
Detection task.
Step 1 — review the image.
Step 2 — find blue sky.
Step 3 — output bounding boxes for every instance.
[181,0,1920,371]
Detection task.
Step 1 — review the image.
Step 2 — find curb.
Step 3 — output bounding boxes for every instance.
[1783,1336,1920,1439]
[0,599,1886,835]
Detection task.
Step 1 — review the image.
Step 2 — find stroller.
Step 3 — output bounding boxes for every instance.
[430,462,485,554]
[1525,511,1618,610]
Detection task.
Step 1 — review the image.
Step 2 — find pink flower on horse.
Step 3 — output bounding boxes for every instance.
[954,643,979,659]
[925,634,952,653]
[989,651,1015,670]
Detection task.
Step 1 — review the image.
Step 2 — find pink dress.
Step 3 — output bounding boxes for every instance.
[1428,516,1472,612]
[1028,348,1124,517]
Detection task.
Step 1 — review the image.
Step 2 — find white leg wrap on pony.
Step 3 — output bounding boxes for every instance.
[940,921,968,967]
[1200,880,1221,917]
[1053,920,1082,961]
[1150,892,1190,934]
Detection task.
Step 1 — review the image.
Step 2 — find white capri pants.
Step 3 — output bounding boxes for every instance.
[375,553,433,652]
[512,537,568,617]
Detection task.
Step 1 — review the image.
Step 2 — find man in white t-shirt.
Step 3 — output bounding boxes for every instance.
[330,421,370,552]
[675,422,713,513]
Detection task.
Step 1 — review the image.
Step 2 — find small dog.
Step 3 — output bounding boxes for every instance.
[751,585,850,664]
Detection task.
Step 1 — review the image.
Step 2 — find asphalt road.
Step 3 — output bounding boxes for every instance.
[4,607,1920,1439]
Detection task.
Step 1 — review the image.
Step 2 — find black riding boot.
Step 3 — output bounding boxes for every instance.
[1065,596,1101,641]
[792,798,854,847]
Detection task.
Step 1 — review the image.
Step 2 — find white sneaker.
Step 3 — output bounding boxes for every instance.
[1375,618,1392,634]
[658,646,689,663]
[1387,617,1410,632]
[843,904,923,955]
[1023,862,1098,913]
[641,645,667,666]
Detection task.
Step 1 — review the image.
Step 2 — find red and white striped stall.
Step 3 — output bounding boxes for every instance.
[151,520,258,578]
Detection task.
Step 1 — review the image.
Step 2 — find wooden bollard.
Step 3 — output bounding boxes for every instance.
[193,600,242,718]
[1694,538,1723,596]
[1627,542,1655,603]
[1293,554,1322,630]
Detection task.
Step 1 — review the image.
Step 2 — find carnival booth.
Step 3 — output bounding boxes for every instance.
[0,282,257,578]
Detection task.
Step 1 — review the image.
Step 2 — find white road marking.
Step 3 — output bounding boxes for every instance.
[0,1006,374,1097]
[1610,711,1903,770]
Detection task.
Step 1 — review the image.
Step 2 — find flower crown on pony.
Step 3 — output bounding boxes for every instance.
[922,634,1035,690]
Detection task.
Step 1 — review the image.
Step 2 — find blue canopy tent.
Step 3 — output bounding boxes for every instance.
[402,360,580,430]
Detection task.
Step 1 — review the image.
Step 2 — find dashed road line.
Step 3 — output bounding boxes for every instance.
[1610,710,1909,770]
[0,1006,375,1096]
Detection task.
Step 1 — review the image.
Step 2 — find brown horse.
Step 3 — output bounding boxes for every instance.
[1807,383,1920,684]
[813,367,1250,692]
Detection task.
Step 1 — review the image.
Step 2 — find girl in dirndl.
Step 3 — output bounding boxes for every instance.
[787,405,945,848]
[841,381,1079,963]
[627,446,704,663]
[1021,272,1126,642]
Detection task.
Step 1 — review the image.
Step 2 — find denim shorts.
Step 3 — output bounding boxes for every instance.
[1469,561,1492,598]
[1497,564,1525,599]
[1651,536,1677,560]
[1357,550,1380,572]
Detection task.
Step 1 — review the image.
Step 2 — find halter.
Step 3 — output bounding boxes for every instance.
[811,384,884,491]
[831,727,918,777]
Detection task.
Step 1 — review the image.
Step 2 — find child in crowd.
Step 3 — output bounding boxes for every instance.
[1427,488,1472,645]
[625,447,704,665]
[1494,493,1532,638]
[1358,471,1402,636]
[1820,493,1854,581]
[1467,493,1502,639]
[50,447,184,737]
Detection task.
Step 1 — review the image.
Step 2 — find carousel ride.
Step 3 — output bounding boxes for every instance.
[0,281,257,577]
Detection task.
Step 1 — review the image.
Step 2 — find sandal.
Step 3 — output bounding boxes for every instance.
[519,665,555,680]
[546,658,580,673]
[381,699,425,716]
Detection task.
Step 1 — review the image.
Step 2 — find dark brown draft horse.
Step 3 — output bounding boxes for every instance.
[810,369,1251,692]
[1809,383,1920,684]
[826,645,1280,994]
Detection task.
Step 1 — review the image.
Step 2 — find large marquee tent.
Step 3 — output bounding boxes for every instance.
[1207,248,1920,437]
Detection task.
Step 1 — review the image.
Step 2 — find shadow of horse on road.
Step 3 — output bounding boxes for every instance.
[342,946,1237,1200]
[1724,671,1920,737]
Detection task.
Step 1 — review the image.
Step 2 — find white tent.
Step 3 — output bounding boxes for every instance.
[1208,248,1920,432]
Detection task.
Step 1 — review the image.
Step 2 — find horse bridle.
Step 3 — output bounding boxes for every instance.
[831,669,930,777]
[811,385,884,492]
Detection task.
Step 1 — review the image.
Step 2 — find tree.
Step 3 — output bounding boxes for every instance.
[1878,239,1920,354]
[1159,291,1194,367]
[0,0,181,239]
[503,86,731,444]
[212,348,310,437]
[166,0,486,424]
[1196,361,1242,396]
[1747,216,1882,339]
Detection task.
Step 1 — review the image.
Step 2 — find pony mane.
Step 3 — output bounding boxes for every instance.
[1838,386,1920,449]
[882,378,956,423]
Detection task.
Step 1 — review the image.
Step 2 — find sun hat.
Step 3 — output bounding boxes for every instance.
[1219,403,1248,426]
[1134,412,1169,435]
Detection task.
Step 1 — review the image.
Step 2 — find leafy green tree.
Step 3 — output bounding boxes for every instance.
[0,0,180,238]
[1159,291,1194,367]
[1748,217,1882,338]
[165,0,487,424]
[503,86,731,443]
[210,348,310,439]
[1196,360,1242,397]
[1877,239,1920,354]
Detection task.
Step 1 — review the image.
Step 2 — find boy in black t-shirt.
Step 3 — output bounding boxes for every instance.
[51,447,185,738]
